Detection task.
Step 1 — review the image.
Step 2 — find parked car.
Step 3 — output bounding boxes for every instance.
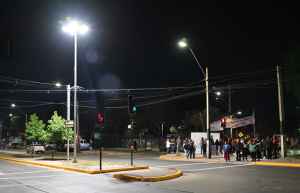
[65,139,90,150]
[44,142,54,150]
[27,144,45,154]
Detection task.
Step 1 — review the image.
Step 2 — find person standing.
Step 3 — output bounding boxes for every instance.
[231,138,236,155]
[235,139,242,161]
[242,140,248,162]
[265,136,273,160]
[223,141,230,162]
[182,140,187,157]
[166,139,170,154]
[215,139,220,155]
[170,139,175,153]
[261,139,266,159]
[202,141,207,158]
[255,138,262,161]
[192,140,196,158]
[90,139,93,151]
[249,140,257,162]
[200,137,204,154]
[210,136,215,155]
[186,140,193,159]
[177,136,182,153]
[219,138,223,155]
[273,136,279,159]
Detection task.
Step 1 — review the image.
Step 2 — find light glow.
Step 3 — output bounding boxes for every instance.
[179,41,187,47]
[56,83,61,87]
[11,104,15,107]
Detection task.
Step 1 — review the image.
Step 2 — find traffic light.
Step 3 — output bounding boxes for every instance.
[133,116,137,128]
[95,91,105,114]
[128,95,136,115]
[221,118,226,128]
[98,113,106,127]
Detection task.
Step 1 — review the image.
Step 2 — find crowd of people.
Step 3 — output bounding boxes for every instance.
[166,135,282,162]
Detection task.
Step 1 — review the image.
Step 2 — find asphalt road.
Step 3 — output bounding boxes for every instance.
[0,150,299,193]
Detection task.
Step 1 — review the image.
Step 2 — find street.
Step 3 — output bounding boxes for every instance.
[0,150,299,192]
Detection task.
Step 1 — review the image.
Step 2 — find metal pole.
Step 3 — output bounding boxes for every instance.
[67,85,70,161]
[73,33,77,163]
[206,68,211,159]
[100,126,102,170]
[0,119,2,145]
[162,123,164,138]
[229,83,231,113]
[277,66,286,157]
[130,115,133,166]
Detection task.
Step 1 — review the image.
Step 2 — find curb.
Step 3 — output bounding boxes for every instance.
[113,168,182,181]
[79,152,145,155]
[159,155,220,162]
[250,162,300,167]
[0,156,149,174]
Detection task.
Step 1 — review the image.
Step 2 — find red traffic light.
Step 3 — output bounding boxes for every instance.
[98,114,103,121]
[221,118,225,123]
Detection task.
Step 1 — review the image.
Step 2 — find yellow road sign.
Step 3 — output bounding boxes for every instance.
[238,132,243,137]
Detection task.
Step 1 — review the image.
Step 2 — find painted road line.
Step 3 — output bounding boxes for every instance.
[182,164,252,172]
[156,162,217,168]
[0,174,84,180]
[0,170,58,175]
[250,162,300,167]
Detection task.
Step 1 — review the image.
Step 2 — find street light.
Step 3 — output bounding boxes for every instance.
[179,40,211,158]
[62,18,88,163]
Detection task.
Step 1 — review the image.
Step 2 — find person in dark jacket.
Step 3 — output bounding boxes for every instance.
[261,139,266,159]
[265,136,273,160]
[215,139,220,155]
[210,136,215,155]
[186,140,194,159]
[235,139,243,161]
[242,140,249,162]
[255,138,262,161]
[202,141,207,158]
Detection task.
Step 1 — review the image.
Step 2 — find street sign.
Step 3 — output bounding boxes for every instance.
[178,126,185,130]
[94,133,100,139]
[128,125,131,129]
[65,120,74,128]
[238,132,243,137]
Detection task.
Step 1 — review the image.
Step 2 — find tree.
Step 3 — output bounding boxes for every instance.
[8,116,26,141]
[25,114,46,157]
[45,111,74,159]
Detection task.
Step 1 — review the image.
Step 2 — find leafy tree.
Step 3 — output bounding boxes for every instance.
[45,111,74,159]
[25,114,46,157]
[8,116,26,140]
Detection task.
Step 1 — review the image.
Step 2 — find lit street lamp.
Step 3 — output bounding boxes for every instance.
[179,40,211,158]
[62,18,88,163]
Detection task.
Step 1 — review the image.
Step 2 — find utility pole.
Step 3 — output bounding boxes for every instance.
[206,68,211,159]
[277,66,287,158]
[229,82,232,138]
[67,85,70,161]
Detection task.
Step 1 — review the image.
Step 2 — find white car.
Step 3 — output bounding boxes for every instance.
[27,144,45,154]
[44,142,54,150]
[65,139,90,150]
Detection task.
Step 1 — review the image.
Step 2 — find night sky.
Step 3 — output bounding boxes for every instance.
[1,1,299,122]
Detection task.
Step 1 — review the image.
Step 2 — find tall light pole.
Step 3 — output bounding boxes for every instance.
[11,104,27,147]
[179,41,211,159]
[62,18,88,163]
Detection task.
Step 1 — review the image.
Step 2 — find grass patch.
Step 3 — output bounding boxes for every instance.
[66,159,140,167]
[175,153,182,157]
[288,155,300,159]
[12,154,42,158]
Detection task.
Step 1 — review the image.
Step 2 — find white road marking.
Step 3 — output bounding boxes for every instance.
[156,162,217,168]
[182,164,252,172]
[0,170,58,175]
[0,174,83,180]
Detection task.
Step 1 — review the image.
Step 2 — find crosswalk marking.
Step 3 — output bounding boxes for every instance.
[182,164,252,172]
